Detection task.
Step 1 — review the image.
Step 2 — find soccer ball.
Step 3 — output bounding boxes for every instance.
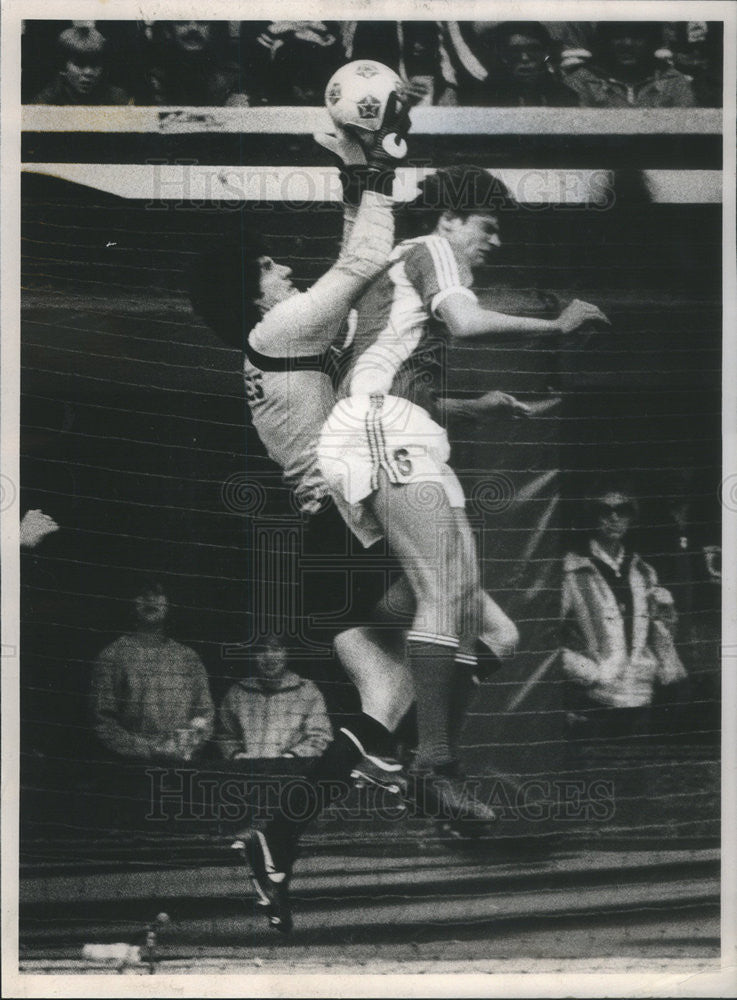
[325,60,404,133]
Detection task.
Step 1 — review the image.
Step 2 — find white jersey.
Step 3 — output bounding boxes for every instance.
[245,293,337,512]
[243,191,394,512]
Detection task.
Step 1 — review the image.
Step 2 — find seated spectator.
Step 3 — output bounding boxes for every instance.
[145,21,249,106]
[487,22,579,106]
[218,634,332,760]
[90,579,214,761]
[561,481,687,741]
[240,21,344,105]
[33,25,131,105]
[564,22,696,107]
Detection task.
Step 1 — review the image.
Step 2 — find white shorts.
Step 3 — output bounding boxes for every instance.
[317,394,466,547]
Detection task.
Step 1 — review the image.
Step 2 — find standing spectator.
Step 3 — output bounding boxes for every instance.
[487,22,579,106]
[561,482,687,741]
[33,25,131,105]
[564,22,696,108]
[240,21,344,105]
[145,21,249,106]
[90,579,214,761]
[218,635,332,760]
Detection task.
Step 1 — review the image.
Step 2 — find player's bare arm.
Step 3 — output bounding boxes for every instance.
[438,292,610,340]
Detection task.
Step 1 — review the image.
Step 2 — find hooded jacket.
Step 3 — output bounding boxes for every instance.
[561,549,687,708]
[218,669,332,759]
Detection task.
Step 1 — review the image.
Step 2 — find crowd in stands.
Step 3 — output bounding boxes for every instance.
[23,19,723,107]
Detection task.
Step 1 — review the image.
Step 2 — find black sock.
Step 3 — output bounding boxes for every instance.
[407,632,458,769]
[340,712,394,758]
[449,653,479,756]
[264,713,388,869]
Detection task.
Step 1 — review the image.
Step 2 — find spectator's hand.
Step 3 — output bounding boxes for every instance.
[406,76,433,107]
[20,509,60,549]
[473,390,531,419]
[648,587,677,627]
[154,736,179,760]
[557,299,610,334]
[703,545,721,583]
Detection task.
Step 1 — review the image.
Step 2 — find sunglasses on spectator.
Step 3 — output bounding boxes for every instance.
[597,501,635,517]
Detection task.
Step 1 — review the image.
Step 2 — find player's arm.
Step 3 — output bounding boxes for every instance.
[439,391,531,423]
[405,240,609,341]
[438,293,609,340]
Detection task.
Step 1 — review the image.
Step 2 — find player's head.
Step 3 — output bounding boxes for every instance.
[57,26,107,98]
[405,166,516,268]
[187,224,295,349]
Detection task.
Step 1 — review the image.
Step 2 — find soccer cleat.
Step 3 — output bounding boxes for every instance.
[351,755,408,797]
[233,830,293,934]
[409,761,497,829]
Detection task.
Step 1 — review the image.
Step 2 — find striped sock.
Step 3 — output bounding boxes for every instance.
[407,631,459,769]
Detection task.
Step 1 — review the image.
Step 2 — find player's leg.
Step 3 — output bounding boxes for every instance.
[333,625,413,732]
[368,469,463,770]
[451,507,519,746]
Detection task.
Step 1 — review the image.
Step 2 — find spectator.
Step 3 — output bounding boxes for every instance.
[564,22,696,108]
[487,22,579,106]
[33,25,131,105]
[145,21,248,106]
[664,21,723,107]
[240,21,344,105]
[561,482,687,741]
[218,634,332,760]
[90,579,214,761]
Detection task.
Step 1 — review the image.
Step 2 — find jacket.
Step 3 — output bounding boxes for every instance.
[561,550,687,708]
[218,670,333,759]
[90,633,215,758]
[564,63,695,107]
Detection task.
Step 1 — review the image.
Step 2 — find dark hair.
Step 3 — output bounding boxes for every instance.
[494,21,553,50]
[58,26,107,66]
[597,21,663,44]
[595,20,663,62]
[187,223,265,350]
[584,476,640,526]
[269,35,343,103]
[402,166,516,237]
